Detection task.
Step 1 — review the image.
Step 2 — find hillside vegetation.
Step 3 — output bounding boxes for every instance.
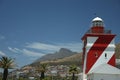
[40,52,82,66]
[115,43,120,59]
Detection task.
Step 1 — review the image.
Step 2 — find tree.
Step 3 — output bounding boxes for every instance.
[0,56,15,80]
[69,65,79,80]
[40,63,48,80]
[36,63,48,80]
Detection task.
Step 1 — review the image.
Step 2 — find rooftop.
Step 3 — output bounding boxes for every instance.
[92,17,103,22]
[89,64,120,74]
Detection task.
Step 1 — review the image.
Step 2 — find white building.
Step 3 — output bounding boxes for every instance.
[88,64,120,80]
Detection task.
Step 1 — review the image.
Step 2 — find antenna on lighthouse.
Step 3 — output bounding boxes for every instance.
[93,13,99,17]
[94,13,97,16]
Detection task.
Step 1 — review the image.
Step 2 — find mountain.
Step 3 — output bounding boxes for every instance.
[115,43,120,59]
[39,52,82,66]
[31,43,120,67]
[115,43,120,68]
[35,48,78,62]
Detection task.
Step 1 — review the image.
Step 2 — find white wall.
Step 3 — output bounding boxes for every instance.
[86,36,116,73]
[88,74,120,80]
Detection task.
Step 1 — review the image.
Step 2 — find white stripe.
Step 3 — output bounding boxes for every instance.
[88,38,115,73]
[86,37,98,53]
[83,37,98,75]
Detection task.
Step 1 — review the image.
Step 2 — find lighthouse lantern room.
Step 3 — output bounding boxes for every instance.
[81,17,120,80]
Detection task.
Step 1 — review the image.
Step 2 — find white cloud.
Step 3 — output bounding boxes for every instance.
[0,51,6,56]
[8,42,82,58]
[57,43,82,52]
[0,35,5,40]
[8,47,20,53]
[8,47,45,57]
[26,42,82,53]
[26,42,59,50]
[22,49,45,57]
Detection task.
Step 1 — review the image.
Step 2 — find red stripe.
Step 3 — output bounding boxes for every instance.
[85,35,115,74]
[108,54,116,66]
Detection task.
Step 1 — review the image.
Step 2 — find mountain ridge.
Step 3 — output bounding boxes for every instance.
[34,48,78,62]
[31,43,120,67]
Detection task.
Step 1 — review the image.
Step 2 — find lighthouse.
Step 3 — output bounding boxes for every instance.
[81,17,120,80]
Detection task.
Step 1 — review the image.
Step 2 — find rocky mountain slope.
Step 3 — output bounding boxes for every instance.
[115,43,120,59]
[35,48,78,62]
[39,52,82,66]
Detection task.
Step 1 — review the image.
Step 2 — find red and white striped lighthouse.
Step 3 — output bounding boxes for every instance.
[81,17,116,80]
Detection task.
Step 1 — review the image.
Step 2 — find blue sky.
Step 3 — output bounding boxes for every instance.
[0,0,120,68]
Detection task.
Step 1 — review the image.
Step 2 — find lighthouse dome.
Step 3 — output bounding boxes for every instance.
[92,17,103,22]
[92,17,104,27]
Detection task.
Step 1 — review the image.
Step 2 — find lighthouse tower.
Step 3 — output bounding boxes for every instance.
[81,17,116,80]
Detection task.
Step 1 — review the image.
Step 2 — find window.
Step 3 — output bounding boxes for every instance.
[95,52,98,58]
[92,21,103,27]
[105,53,107,58]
